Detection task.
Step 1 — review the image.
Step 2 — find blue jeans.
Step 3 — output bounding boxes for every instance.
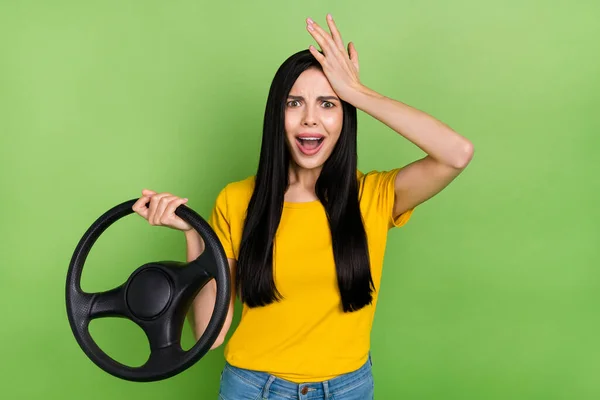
[218,355,374,400]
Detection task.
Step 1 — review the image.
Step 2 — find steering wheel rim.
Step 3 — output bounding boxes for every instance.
[65,199,230,382]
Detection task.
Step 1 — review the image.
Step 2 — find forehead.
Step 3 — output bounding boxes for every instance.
[289,68,335,95]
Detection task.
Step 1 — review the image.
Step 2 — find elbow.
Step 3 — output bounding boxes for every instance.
[210,332,228,350]
[192,329,225,351]
[200,323,229,350]
[452,139,474,169]
[191,322,226,350]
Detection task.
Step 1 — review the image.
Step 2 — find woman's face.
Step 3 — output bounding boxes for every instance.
[284,67,343,171]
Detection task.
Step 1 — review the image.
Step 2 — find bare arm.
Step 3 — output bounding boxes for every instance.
[185,229,236,350]
[347,85,474,217]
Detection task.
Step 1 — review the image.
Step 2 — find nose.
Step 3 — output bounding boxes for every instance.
[302,106,317,127]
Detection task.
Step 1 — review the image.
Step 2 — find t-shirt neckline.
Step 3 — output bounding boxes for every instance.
[283,199,322,209]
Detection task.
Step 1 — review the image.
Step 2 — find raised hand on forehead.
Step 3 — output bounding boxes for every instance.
[306,14,362,102]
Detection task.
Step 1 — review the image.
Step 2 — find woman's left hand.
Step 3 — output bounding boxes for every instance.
[306,14,363,102]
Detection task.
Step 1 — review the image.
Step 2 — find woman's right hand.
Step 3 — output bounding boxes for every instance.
[132,189,192,232]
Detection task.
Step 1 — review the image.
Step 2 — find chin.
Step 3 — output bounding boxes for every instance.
[291,156,327,171]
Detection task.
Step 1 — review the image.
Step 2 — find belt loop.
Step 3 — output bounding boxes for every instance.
[262,375,276,399]
[322,381,330,398]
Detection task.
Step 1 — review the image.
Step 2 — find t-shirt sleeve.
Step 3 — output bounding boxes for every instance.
[362,168,415,230]
[208,185,236,259]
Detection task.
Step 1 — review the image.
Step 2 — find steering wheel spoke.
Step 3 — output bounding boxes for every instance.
[145,342,186,372]
[175,250,215,291]
[142,310,181,349]
[89,284,130,320]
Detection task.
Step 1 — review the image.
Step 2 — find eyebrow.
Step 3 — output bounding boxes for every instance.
[287,95,339,102]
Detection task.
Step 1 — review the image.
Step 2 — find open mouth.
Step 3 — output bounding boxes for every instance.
[295,134,325,155]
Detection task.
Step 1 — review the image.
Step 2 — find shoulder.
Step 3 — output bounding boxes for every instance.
[222,175,255,197]
[357,168,401,195]
[214,175,256,210]
[357,168,414,229]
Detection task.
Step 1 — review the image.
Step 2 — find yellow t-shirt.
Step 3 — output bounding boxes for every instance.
[208,168,414,383]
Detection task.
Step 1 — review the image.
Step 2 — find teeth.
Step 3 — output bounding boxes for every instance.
[298,137,321,140]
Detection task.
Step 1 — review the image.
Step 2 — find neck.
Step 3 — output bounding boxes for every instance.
[285,162,321,202]
[288,162,321,187]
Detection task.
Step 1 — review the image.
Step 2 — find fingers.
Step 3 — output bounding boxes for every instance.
[147,192,172,225]
[132,189,190,231]
[306,18,338,56]
[325,14,345,52]
[163,196,189,225]
[156,195,186,225]
[348,42,359,73]
[307,16,355,71]
[308,45,325,63]
[132,192,153,219]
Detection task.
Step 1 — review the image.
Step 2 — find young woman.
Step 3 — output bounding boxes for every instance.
[133,14,473,400]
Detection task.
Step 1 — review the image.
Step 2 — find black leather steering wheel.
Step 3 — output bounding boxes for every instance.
[65,199,230,382]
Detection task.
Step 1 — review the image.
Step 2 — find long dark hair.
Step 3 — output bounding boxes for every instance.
[236,49,373,312]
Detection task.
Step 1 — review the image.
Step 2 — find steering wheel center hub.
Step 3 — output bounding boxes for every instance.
[126,268,172,320]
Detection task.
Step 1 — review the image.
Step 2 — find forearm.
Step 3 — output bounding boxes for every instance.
[185,229,205,262]
[348,84,473,169]
[189,278,223,350]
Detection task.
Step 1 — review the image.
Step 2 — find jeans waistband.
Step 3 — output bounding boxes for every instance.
[223,354,372,398]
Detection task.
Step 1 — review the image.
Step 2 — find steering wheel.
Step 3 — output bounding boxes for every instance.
[65,199,230,382]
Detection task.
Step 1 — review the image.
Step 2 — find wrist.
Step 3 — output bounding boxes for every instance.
[344,83,381,108]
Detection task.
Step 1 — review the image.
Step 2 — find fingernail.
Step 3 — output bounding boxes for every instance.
[307,24,314,31]
[328,14,333,20]
[307,17,313,24]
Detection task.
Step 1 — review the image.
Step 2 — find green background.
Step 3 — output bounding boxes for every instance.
[1,0,598,398]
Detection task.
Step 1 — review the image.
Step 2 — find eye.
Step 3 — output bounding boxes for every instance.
[322,101,335,108]
[286,100,301,107]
